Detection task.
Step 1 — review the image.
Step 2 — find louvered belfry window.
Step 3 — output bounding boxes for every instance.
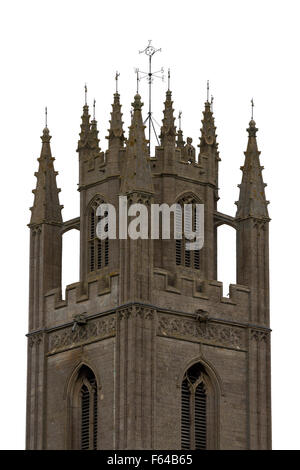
[175,196,201,270]
[80,368,98,450]
[88,198,109,272]
[181,363,207,450]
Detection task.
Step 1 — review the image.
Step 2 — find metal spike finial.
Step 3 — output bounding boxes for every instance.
[45,106,48,128]
[168,68,170,90]
[84,83,87,105]
[134,68,140,94]
[178,111,182,131]
[93,99,96,120]
[207,80,210,102]
[115,71,120,93]
[251,98,254,120]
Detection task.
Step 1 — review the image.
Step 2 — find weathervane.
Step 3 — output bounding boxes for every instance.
[137,40,164,153]
[251,98,254,120]
[45,106,48,128]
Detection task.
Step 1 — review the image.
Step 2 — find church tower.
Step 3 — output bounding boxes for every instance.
[26,80,271,450]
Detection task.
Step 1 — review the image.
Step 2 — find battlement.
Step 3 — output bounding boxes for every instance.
[43,268,250,331]
[44,273,119,328]
[153,268,250,323]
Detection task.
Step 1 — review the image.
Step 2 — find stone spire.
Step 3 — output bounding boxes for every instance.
[89,100,101,154]
[160,90,177,147]
[235,119,269,220]
[30,127,63,225]
[77,103,91,151]
[121,94,154,194]
[176,128,185,149]
[89,117,101,152]
[106,92,125,148]
[199,100,218,155]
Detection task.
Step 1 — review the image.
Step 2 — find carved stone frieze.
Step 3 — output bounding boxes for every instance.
[48,314,116,352]
[157,314,244,349]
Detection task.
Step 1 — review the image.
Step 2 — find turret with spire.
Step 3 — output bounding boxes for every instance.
[197,86,221,279]
[198,94,220,195]
[236,114,270,326]
[30,126,63,226]
[236,118,269,220]
[29,120,63,332]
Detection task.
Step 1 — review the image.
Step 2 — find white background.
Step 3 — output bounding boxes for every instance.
[0,0,298,450]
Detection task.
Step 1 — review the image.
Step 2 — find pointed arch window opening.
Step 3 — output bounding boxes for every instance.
[175,197,201,271]
[80,372,98,450]
[68,365,98,450]
[88,199,109,273]
[181,364,207,450]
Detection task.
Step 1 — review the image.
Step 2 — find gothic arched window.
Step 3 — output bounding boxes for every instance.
[88,197,109,272]
[68,365,99,450]
[75,366,98,450]
[175,195,201,270]
[181,363,209,450]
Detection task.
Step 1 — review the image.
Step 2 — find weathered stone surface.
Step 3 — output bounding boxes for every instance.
[26,90,271,450]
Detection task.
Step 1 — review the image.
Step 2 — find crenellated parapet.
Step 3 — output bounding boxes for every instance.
[44,273,120,328]
[153,268,251,323]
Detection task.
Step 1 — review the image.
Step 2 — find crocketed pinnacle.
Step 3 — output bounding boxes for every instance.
[121,94,154,194]
[77,104,90,150]
[199,101,218,154]
[30,127,63,225]
[176,128,185,148]
[106,92,125,148]
[89,118,101,153]
[77,103,101,154]
[160,90,177,146]
[236,119,269,220]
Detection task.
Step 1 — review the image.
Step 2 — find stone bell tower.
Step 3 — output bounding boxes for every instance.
[26,79,271,449]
